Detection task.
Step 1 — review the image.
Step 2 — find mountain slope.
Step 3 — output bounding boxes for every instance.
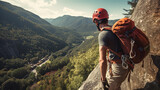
[0,1,83,44]
[0,4,66,58]
[0,1,83,59]
[0,1,53,29]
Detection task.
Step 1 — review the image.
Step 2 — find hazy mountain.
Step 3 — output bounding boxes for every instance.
[45,15,119,35]
[0,1,83,59]
[45,15,97,35]
[0,1,83,41]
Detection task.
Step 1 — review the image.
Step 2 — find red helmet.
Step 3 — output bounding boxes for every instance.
[92,8,109,23]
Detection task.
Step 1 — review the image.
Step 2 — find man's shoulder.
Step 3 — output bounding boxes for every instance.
[99,29,118,42]
[99,29,113,36]
[102,25,112,31]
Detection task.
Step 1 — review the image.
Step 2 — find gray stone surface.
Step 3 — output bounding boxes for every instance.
[79,64,103,90]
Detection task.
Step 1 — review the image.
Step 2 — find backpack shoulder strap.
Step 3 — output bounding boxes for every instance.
[102,26,122,58]
[108,49,122,58]
[102,26,112,31]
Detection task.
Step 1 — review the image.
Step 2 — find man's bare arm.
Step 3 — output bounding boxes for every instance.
[99,45,108,81]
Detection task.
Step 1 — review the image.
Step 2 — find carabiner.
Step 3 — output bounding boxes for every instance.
[121,55,129,69]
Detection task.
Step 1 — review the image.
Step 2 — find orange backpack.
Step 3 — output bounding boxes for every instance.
[111,18,150,65]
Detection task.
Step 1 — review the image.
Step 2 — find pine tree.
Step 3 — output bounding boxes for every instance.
[123,0,139,17]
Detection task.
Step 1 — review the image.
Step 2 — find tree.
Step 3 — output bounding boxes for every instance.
[2,78,20,90]
[0,75,9,85]
[11,67,29,79]
[123,0,139,17]
[0,58,5,69]
[4,58,26,69]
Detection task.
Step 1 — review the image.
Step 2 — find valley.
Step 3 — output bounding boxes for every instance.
[0,1,118,90]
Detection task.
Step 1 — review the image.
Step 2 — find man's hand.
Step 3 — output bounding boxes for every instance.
[101,78,110,90]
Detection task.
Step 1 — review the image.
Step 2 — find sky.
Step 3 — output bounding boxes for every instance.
[1,0,131,20]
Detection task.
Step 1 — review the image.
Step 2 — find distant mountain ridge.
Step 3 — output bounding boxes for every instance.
[45,15,119,35]
[45,15,97,35]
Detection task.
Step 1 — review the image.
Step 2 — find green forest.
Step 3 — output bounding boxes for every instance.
[30,37,99,90]
[0,1,84,89]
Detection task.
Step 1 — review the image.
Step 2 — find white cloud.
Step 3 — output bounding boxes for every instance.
[3,0,57,8]
[62,7,85,16]
[2,0,91,18]
[1,0,126,19]
[109,14,123,20]
[2,0,57,17]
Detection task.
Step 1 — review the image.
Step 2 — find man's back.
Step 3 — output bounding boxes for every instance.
[98,29,122,60]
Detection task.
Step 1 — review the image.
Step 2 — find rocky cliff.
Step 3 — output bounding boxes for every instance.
[79,0,160,90]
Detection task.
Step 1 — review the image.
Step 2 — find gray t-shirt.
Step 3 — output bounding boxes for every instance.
[98,30,122,60]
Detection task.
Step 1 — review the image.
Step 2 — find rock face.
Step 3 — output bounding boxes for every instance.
[79,0,160,90]
[79,64,102,90]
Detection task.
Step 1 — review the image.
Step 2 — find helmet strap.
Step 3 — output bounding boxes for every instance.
[94,19,108,31]
[96,23,101,31]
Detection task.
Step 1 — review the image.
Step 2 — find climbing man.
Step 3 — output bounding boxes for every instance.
[92,8,130,90]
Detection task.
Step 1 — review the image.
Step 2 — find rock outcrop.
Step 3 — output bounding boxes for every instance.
[79,0,160,90]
